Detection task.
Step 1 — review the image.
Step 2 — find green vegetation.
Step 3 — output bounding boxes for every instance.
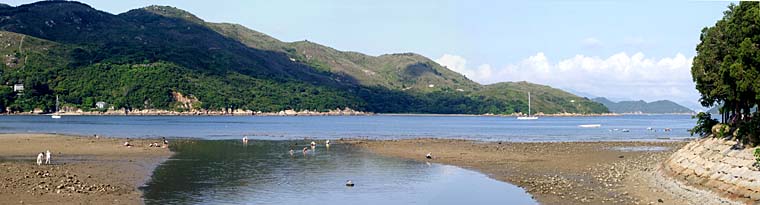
[593,97,693,114]
[0,1,609,115]
[690,112,719,137]
[754,148,760,168]
[692,2,760,145]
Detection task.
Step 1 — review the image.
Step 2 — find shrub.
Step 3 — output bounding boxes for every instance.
[737,112,760,146]
[691,112,719,137]
[754,148,760,169]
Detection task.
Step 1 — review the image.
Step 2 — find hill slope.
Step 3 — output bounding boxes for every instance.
[592,97,693,114]
[0,1,608,114]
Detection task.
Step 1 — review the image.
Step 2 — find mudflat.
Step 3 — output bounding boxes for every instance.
[344,139,690,205]
[0,134,172,204]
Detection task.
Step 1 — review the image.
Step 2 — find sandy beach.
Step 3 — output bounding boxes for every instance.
[0,134,172,204]
[344,139,696,205]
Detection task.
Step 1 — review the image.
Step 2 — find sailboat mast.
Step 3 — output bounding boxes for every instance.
[528,92,531,116]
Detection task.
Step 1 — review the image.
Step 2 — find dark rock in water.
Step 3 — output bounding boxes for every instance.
[657,199,664,203]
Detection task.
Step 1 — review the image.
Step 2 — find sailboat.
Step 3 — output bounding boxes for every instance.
[51,95,61,119]
[517,92,538,120]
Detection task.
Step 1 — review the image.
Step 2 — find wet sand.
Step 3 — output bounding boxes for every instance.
[344,139,692,205]
[0,134,172,204]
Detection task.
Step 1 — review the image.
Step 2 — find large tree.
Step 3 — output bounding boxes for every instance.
[693,2,760,123]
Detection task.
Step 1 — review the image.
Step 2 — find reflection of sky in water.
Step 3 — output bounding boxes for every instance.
[141,140,535,205]
[0,115,695,142]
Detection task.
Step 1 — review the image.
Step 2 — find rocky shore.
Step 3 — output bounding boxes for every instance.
[0,134,172,204]
[343,139,694,205]
[5,107,372,116]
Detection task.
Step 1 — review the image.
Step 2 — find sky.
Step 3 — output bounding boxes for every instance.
[6,0,736,111]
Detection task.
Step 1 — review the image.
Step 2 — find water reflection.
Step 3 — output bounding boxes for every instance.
[141,140,535,204]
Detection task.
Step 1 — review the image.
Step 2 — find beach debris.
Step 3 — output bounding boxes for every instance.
[426,152,432,159]
[345,180,354,187]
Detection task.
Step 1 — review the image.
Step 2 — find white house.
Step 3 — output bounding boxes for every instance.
[95,101,107,109]
[12,84,23,92]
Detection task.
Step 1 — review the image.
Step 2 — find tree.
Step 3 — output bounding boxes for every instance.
[693,2,760,124]
[692,2,760,144]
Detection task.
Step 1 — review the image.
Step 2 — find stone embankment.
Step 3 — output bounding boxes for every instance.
[662,137,760,204]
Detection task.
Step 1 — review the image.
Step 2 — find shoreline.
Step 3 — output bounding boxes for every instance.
[0,134,172,204]
[1,112,696,117]
[342,138,701,205]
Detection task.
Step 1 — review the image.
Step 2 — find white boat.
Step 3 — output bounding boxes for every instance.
[517,92,538,120]
[578,124,601,128]
[51,95,61,119]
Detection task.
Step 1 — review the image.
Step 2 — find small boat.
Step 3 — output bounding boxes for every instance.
[517,92,538,120]
[51,95,61,119]
[578,124,601,128]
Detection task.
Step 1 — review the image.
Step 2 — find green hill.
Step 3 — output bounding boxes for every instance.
[592,97,694,114]
[478,82,609,114]
[0,1,608,114]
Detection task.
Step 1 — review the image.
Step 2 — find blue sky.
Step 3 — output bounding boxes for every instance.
[7,0,735,110]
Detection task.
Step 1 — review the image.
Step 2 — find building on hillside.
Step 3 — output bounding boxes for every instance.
[12,84,23,92]
[95,101,108,109]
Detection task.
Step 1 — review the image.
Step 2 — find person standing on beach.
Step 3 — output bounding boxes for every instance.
[36,152,44,165]
[45,150,51,164]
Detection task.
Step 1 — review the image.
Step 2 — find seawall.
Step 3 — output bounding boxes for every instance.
[662,137,760,203]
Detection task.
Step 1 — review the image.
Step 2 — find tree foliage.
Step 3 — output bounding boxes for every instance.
[692,2,760,144]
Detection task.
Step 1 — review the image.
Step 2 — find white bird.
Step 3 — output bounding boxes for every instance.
[426,152,433,159]
[242,136,249,144]
[345,180,355,187]
[36,152,44,166]
[289,149,294,156]
[325,140,331,148]
[45,150,51,165]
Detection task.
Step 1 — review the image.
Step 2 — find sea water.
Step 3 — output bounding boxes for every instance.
[0,115,695,142]
[140,140,536,204]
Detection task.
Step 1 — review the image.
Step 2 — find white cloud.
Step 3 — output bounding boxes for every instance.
[581,37,603,48]
[436,52,702,110]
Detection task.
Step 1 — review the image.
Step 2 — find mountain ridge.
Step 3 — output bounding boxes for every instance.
[0,1,608,114]
[592,97,693,114]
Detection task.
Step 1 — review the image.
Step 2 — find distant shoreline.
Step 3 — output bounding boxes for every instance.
[0,110,696,117]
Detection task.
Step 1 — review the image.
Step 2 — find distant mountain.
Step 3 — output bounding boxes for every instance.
[0,1,608,114]
[592,97,694,114]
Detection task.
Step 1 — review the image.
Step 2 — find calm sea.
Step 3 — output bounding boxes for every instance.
[0,115,695,142]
